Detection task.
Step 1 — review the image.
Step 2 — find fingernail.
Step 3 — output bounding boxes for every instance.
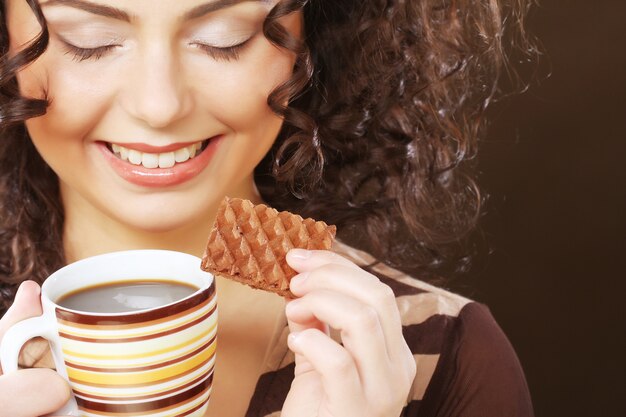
[16,280,38,298]
[289,272,309,288]
[285,299,302,316]
[15,282,26,298]
[288,248,312,260]
[288,332,301,346]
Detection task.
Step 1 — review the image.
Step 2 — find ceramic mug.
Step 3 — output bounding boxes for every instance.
[0,250,217,417]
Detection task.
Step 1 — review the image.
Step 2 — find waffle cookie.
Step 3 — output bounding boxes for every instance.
[201,197,336,297]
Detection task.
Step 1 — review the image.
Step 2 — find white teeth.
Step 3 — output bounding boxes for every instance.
[128,149,142,165]
[120,147,129,161]
[174,147,190,163]
[158,152,175,168]
[109,141,205,168]
[141,153,159,169]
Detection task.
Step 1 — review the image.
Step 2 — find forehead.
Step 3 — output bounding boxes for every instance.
[36,0,274,21]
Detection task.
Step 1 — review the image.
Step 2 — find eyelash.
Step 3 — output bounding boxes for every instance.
[62,43,118,62]
[61,38,251,63]
[192,39,250,61]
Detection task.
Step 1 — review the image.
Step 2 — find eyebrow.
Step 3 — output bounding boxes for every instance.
[185,0,264,20]
[40,0,263,22]
[41,0,131,21]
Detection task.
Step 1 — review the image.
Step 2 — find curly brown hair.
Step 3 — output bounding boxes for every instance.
[0,0,536,313]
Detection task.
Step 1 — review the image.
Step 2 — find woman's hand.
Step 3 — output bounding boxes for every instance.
[282,250,416,417]
[0,281,70,417]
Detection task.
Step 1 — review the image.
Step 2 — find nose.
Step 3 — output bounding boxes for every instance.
[122,46,192,128]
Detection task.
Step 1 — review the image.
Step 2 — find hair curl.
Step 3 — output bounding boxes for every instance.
[0,0,537,313]
[258,0,538,276]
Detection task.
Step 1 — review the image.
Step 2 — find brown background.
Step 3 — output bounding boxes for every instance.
[462,1,624,416]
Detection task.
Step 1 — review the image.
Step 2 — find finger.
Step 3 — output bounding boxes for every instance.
[0,368,70,417]
[285,298,327,334]
[285,298,329,375]
[288,328,364,416]
[0,281,43,375]
[286,290,393,389]
[289,263,407,362]
[286,249,362,273]
[0,281,42,340]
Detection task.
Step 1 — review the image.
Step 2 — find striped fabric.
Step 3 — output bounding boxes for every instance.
[246,241,534,417]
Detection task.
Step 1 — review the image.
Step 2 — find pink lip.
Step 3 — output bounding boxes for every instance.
[98,136,222,188]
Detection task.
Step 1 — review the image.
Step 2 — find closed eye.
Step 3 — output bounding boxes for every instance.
[58,36,254,63]
[60,39,120,62]
[191,37,253,61]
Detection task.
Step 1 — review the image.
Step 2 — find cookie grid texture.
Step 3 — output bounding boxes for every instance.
[201,197,336,297]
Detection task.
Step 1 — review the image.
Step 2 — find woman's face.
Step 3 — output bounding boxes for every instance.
[6,0,300,232]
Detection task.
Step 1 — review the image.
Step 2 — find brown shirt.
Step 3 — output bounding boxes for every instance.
[245,242,534,416]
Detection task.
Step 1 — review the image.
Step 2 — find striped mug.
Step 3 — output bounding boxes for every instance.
[0,250,217,417]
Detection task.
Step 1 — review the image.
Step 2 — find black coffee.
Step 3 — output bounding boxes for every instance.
[57,280,198,313]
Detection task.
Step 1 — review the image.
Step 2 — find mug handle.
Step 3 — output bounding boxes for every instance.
[0,315,80,416]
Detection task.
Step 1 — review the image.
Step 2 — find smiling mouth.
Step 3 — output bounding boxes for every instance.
[105,140,210,169]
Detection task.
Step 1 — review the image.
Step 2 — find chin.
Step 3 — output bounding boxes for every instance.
[111,203,209,236]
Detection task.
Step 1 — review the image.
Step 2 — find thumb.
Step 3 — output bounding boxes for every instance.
[0,281,43,341]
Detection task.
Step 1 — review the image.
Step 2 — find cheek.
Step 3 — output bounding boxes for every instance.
[199,11,301,133]
[203,42,296,134]
[21,57,118,144]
